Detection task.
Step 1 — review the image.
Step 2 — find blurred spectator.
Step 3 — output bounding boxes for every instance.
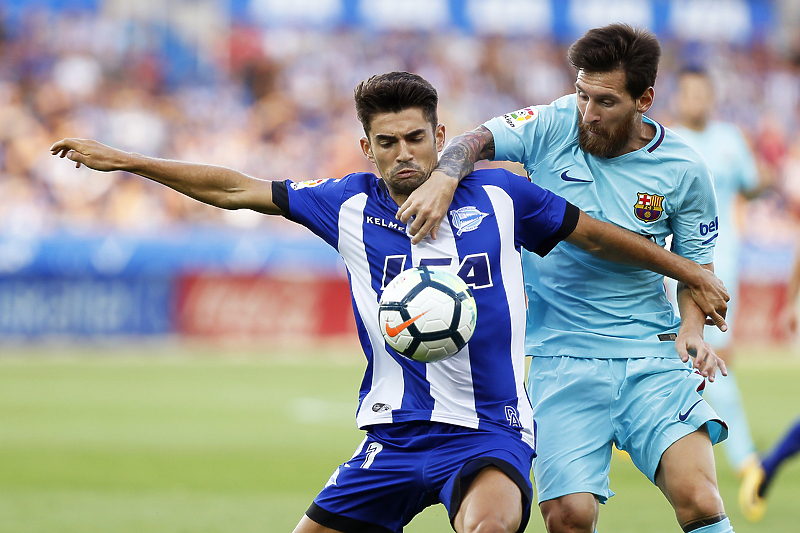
[1,5,800,252]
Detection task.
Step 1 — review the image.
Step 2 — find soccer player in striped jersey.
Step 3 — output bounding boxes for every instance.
[50,71,728,533]
[397,25,739,533]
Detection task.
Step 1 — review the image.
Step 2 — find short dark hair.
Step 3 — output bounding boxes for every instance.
[568,24,661,99]
[354,71,438,135]
[677,64,710,79]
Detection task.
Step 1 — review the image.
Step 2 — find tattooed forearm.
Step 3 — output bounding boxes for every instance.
[436,126,495,182]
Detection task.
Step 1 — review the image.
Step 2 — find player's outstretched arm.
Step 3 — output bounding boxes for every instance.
[565,210,729,331]
[49,138,282,215]
[397,126,495,244]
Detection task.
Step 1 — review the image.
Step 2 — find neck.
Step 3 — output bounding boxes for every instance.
[681,116,707,132]
[390,192,408,207]
[611,114,655,158]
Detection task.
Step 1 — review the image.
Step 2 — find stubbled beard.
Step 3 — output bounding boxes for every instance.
[577,107,636,158]
[386,164,427,196]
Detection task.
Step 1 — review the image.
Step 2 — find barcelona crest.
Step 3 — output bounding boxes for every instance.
[634,192,664,223]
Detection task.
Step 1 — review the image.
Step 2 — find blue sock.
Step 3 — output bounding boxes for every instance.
[685,516,733,532]
[703,369,756,470]
[761,417,800,495]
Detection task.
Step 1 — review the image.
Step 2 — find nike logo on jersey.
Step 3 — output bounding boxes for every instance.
[678,399,703,421]
[560,171,592,183]
[384,312,426,337]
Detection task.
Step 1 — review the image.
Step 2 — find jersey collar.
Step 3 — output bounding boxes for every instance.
[644,116,665,154]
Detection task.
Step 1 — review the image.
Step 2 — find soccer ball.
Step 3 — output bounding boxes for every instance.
[378,266,478,363]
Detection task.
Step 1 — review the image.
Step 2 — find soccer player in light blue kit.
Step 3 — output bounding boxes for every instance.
[398,25,738,533]
[671,66,763,476]
[50,71,729,533]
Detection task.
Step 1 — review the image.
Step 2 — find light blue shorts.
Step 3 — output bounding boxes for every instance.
[527,356,728,504]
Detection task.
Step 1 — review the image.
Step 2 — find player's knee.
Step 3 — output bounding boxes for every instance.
[460,514,519,533]
[539,496,596,533]
[670,480,725,520]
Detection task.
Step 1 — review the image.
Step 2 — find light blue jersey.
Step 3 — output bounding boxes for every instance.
[484,94,718,359]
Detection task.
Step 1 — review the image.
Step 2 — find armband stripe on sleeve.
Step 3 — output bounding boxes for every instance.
[533,201,580,257]
[271,180,291,217]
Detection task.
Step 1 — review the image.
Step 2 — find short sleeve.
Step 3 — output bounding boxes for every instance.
[669,162,718,265]
[501,170,579,256]
[483,95,576,170]
[280,176,351,248]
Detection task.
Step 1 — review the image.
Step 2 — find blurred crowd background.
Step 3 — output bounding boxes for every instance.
[1,0,799,341]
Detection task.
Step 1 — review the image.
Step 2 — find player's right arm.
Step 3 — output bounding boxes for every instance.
[397,126,495,244]
[49,138,283,215]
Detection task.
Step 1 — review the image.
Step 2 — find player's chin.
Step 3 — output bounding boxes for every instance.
[391,174,425,193]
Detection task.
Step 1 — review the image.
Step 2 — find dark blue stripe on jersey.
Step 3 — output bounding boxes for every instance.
[450,181,517,428]
[647,122,666,153]
[348,272,378,413]
[271,180,291,217]
[532,201,580,257]
[702,233,718,245]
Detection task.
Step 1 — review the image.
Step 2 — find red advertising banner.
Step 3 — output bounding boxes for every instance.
[176,273,355,340]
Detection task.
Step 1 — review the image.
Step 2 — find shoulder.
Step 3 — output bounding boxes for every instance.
[488,94,576,133]
[289,172,378,195]
[464,167,515,183]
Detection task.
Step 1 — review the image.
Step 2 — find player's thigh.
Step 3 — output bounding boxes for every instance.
[613,357,727,483]
[655,427,725,521]
[527,357,616,504]
[453,466,522,533]
[438,432,534,533]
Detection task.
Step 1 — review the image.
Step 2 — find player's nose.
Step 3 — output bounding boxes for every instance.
[583,100,601,123]
[396,141,413,161]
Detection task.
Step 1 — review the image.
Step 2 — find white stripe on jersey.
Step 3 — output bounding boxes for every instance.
[337,193,405,426]
[412,222,479,429]
[485,185,535,447]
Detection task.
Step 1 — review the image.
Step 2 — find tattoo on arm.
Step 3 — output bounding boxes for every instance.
[436,126,495,182]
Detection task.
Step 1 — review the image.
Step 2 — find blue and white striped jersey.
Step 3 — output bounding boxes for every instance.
[272,168,578,448]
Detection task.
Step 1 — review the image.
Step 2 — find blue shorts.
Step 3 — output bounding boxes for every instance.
[307,421,534,533]
[527,356,728,504]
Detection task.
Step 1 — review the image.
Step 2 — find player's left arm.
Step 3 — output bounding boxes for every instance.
[675,271,728,381]
[565,210,729,331]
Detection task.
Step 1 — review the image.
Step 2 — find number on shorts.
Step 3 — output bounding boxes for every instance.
[361,442,383,469]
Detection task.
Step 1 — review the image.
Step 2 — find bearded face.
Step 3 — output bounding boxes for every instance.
[577,105,637,158]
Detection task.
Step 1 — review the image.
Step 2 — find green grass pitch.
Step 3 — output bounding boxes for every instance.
[0,345,798,532]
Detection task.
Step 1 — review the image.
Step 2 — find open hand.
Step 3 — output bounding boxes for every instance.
[675,328,727,382]
[396,170,458,245]
[50,138,128,172]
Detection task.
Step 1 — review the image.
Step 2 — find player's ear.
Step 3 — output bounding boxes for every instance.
[435,124,446,152]
[637,87,655,114]
[360,137,375,163]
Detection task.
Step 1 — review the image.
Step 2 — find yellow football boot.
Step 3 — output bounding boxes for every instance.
[738,461,767,522]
